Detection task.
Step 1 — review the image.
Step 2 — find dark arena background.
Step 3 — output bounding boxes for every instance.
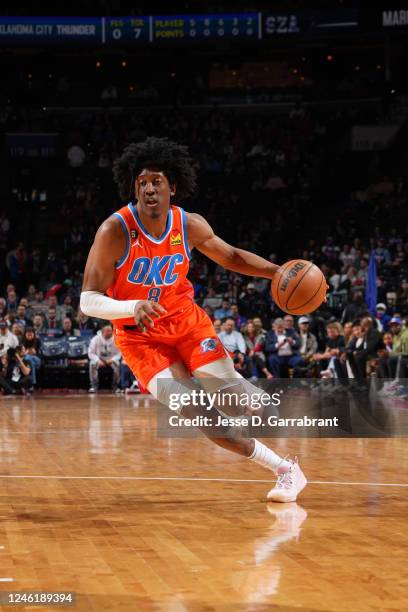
[0,1,408,610]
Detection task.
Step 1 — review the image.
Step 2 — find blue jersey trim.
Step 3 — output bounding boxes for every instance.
[179,207,192,260]
[113,213,130,269]
[129,202,173,244]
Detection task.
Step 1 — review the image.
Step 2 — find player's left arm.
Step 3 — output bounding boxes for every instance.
[187,213,278,279]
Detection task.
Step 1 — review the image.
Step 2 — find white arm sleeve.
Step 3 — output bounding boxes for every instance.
[80,291,140,321]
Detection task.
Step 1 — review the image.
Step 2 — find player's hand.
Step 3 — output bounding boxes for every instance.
[134,300,167,332]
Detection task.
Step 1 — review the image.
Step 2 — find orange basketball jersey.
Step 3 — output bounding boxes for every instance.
[106,203,194,330]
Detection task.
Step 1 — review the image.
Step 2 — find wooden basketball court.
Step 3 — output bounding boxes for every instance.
[0,394,406,611]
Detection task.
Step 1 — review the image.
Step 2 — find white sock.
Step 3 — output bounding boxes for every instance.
[249,439,291,474]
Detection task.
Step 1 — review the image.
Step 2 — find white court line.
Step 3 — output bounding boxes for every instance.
[0,578,13,582]
[0,474,406,487]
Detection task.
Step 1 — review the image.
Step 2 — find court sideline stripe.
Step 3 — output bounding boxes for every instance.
[0,475,406,487]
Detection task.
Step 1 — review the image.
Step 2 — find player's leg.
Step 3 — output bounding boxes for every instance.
[193,357,307,502]
[147,361,257,458]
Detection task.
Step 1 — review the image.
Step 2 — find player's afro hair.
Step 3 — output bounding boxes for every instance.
[112,136,197,201]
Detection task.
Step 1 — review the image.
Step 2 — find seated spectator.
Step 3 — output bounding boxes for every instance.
[233,351,252,378]
[338,321,364,384]
[61,295,75,319]
[218,318,246,356]
[313,322,345,377]
[202,287,222,311]
[229,304,247,331]
[341,291,368,324]
[11,323,24,343]
[22,327,41,386]
[88,324,121,393]
[47,307,61,330]
[375,303,391,332]
[0,346,33,395]
[378,316,408,383]
[76,311,99,335]
[253,317,267,335]
[343,321,353,345]
[61,317,80,337]
[0,320,19,358]
[242,321,272,379]
[15,304,31,329]
[32,313,47,335]
[265,317,303,378]
[203,305,214,320]
[346,317,383,384]
[293,316,318,377]
[213,318,222,335]
[214,299,232,320]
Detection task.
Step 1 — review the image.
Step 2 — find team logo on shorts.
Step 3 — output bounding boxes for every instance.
[170,231,182,246]
[200,338,218,353]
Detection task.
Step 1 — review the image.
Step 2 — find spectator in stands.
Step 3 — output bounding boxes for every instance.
[47,295,63,320]
[76,311,99,335]
[242,321,272,379]
[293,316,318,377]
[253,317,267,336]
[15,304,30,328]
[338,321,364,385]
[213,318,222,335]
[347,317,383,385]
[61,317,80,338]
[32,313,47,335]
[22,327,41,386]
[233,351,252,378]
[0,320,18,358]
[11,323,24,342]
[0,346,32,395]
[47,307,61,330]
[218,318,246,356]
[6,289,18,313]
[230,304,247,331]
[88,324,121,393]
[313,322,345,377]
[202,287,222,311]
[60,295,75,319]
[265,317,303,378]
[378,317,408,386]
[343,321,353,345]
[340,291,368,324]
[238,283,265,319]
[375,303,391,332]
[214,299,232,320]
[18,298,34,321]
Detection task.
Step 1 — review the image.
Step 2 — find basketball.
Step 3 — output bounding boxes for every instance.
[271,259,327,315]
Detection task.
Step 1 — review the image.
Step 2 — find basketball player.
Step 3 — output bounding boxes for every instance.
[80,137,306,502]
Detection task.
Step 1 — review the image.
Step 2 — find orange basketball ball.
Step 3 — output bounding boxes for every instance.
[271,260,327,315]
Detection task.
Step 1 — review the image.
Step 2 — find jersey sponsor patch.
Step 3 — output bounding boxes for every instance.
[200,337,218,353]
[170,230,182,246]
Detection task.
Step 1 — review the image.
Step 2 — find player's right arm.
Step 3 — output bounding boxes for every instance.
[80,217,166,331]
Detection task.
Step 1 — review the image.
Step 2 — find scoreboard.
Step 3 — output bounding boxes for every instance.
[105,17,150,44]
[0,14,261,46]
[153,13,259,41]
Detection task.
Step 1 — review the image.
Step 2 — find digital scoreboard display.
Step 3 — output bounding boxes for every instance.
[153,13,260,41]
[0,17,101,45]
[105,17,150,44]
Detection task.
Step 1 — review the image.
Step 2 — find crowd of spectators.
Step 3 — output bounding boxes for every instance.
[1,97,408,396]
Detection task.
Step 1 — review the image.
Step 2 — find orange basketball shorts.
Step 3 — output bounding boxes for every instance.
[114,302,227,388]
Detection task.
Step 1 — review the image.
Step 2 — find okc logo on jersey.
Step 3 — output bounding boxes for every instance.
[200,338,218,353]
[127,254,185,287]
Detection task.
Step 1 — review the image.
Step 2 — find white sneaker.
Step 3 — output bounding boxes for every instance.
[267,458,307,503]
[88,387,96,394]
